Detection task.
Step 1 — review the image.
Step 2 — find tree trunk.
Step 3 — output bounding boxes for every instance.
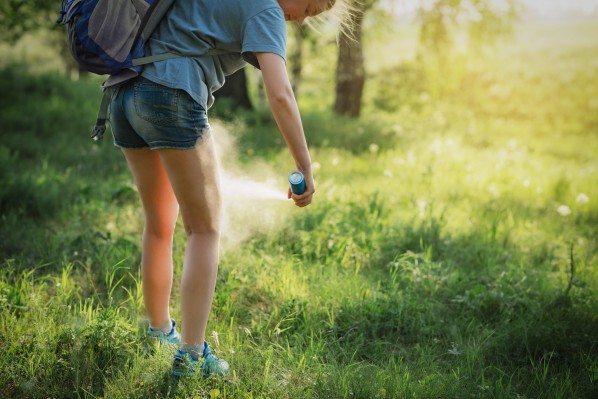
[334,0,366,117]
[255,68,266,107]
[217,67,252,110]
[290,24,306,98]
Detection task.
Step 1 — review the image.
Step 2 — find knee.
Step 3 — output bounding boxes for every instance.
[183,221,221,238]
[145,220,176,241]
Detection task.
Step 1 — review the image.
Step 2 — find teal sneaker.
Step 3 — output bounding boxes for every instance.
[147,319,181,345]
[171,342,230,378]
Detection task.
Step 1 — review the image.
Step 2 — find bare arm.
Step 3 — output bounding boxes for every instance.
[255,52,315,207]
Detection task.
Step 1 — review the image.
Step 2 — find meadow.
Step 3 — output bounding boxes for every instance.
[0,19,597,398]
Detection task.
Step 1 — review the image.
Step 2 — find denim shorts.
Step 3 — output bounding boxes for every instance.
[109,76,210,149]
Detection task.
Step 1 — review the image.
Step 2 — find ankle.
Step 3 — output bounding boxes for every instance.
[179,341,207,359]
[149,319,173,335]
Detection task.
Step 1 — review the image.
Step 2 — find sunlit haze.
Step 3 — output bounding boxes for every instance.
[383,0,598,21]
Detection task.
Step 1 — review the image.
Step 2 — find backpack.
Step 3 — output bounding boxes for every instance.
[57,0,226,141]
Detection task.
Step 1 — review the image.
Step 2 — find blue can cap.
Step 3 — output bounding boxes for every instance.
[288,170,306,195]
[288,171,303,184]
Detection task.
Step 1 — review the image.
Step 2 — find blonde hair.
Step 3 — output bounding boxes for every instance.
[306,0,360,37]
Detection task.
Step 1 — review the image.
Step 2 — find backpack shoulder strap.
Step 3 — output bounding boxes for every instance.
[137,0,177,43]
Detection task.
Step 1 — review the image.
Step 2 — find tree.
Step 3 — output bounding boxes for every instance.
[289,24,307,97]
[0,0,79,76]
[417,0,520,57]
[0,0,60,42]
[333,0,520,117]
[333,0,374,118]
[216,67,253,110]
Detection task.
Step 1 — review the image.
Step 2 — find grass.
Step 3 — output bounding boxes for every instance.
[1,20,597,398]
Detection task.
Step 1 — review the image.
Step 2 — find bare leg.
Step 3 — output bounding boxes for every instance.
[157,136,222,347]
[122,148,179,330]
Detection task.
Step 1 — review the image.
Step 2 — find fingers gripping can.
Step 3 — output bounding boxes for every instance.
[288,170,306,195]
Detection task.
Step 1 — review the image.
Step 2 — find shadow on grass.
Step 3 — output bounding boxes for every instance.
[259,192,597,396]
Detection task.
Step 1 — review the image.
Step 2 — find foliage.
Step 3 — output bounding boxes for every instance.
[0,0,61,42]
[1,19,597,399]
[417,0,521,56]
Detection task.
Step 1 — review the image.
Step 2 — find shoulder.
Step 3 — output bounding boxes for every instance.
[243,6,286,34]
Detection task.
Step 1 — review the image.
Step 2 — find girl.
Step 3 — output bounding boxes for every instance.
[109,0,342,377]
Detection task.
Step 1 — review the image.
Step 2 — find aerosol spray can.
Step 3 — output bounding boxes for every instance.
[288,170,306,195]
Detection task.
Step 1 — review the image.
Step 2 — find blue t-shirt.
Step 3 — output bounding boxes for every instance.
[141,0,287,109]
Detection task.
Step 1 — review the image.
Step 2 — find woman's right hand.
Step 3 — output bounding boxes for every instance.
[288,170,315,207]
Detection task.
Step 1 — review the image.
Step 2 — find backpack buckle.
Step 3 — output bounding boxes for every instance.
[91,123,106,141]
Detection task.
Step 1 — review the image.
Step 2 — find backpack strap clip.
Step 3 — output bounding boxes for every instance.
[91,123,106,142]
[91,88,112,141]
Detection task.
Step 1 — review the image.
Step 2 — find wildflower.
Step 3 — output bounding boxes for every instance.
[448,344,461,356]
[488,184,500,198]
[212,330,220,347]
[417,200,427,219]
[429,139,443,155]
[557,205,571,216]
[369,143,379,154]
[576,193,589,203]
[392,124,403,135]
[331,157,339,166]
[312,161,321,171]
[434,111,446,126]
[383,170,393,178]
[523,179,530,187]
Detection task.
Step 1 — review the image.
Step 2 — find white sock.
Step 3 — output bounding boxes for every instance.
[149,320,172,335]
[180,342,206,359]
